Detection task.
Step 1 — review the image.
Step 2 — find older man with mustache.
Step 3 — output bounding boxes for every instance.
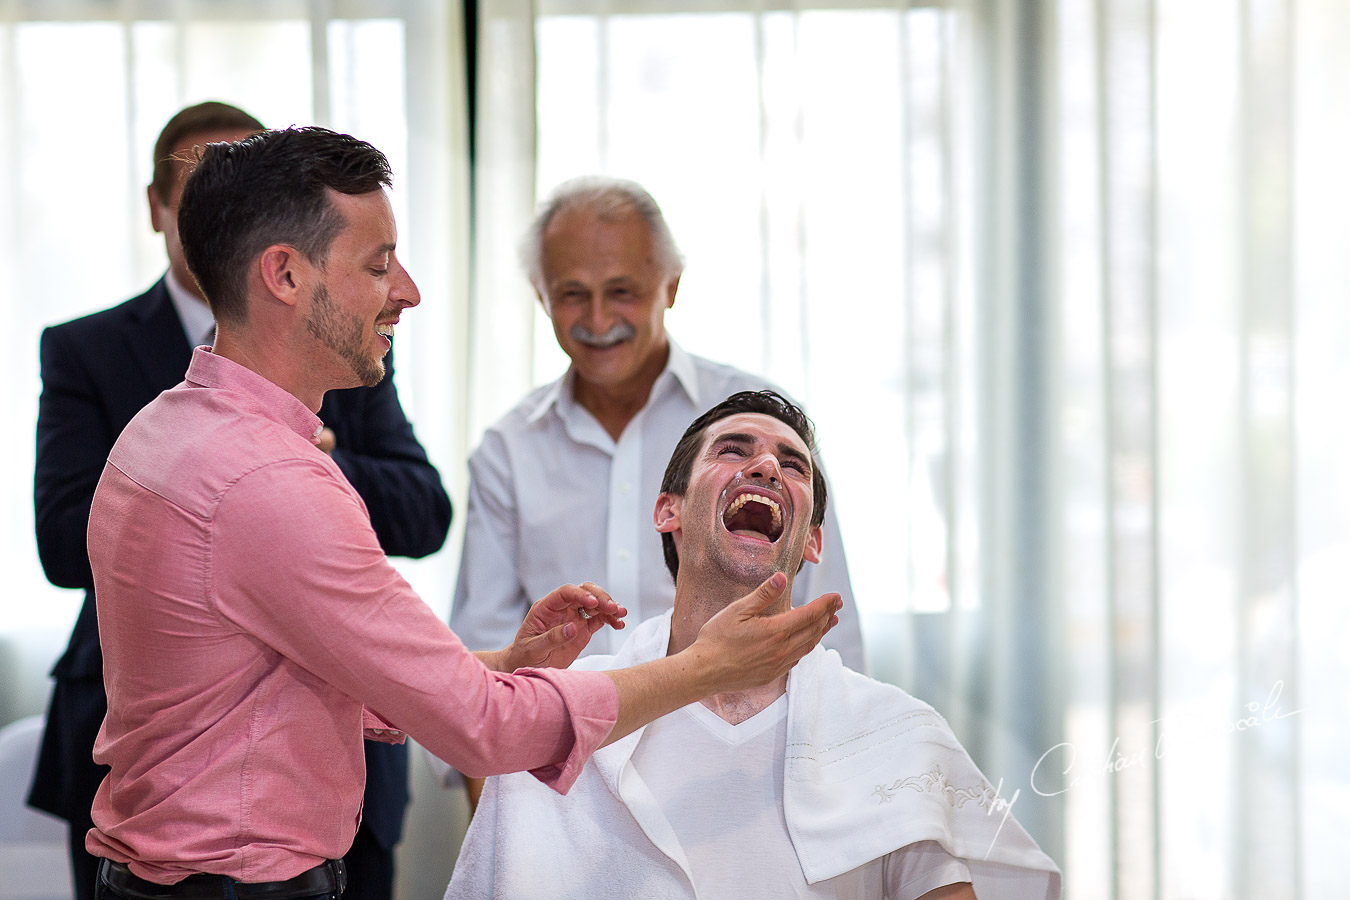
[447,178,866,806]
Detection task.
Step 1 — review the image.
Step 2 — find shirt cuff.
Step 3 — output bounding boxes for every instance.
[518,667,619,794]
[362,707,407,744]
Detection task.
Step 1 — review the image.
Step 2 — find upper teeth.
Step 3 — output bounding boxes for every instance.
[725,494,783,532]
[376,324,394,338]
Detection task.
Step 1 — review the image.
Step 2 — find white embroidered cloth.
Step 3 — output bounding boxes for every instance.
[782,639,1058,893]
[447,612,1060,899]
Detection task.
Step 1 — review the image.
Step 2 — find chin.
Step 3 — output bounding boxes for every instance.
[577,353,632,378]
[349,358,386,389]
[714,552,789,589]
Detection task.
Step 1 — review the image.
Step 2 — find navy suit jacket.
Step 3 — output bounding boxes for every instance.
[29,277,452,849]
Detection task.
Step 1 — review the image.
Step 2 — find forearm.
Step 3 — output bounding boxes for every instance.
[599,646,721,746]
[598,575,841,745]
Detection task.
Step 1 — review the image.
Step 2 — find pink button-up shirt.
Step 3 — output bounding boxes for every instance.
[86,349,618,884]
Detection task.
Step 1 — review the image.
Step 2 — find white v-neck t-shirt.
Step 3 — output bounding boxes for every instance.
[630,696,973,899]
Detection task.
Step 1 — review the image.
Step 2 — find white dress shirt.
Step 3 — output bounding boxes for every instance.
[450,340,866,667]
[164,268,214,349]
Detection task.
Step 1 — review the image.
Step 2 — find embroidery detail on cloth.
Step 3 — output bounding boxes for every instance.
[872,764,997,809]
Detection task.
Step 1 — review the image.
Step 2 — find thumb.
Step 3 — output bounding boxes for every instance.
[533,621,577,649]
[727,572,788,618]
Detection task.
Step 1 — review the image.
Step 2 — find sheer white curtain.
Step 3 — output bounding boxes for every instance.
[1056,1,1348,896]
[0,2,469,894]
[474,1,1349,897]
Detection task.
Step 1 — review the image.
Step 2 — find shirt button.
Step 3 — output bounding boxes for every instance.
[618,549,630,560]
[620,483,632,494]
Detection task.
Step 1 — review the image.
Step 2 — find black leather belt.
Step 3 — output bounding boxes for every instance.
[98,858,346,900]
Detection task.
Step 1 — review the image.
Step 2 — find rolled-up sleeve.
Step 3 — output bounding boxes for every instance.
[496,666,618,792]
[209,455,618,793]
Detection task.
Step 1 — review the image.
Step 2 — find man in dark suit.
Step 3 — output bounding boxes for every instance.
[28,101,451,900]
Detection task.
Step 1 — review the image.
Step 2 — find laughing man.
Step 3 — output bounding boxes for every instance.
[446,391,1062,900]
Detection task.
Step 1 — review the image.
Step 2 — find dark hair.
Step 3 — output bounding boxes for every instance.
[151,101,264,204]
[177,126,393,325]
[658,390,827,581]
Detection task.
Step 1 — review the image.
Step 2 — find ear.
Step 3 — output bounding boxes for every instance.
[801,523,823,565]
[664,273,680,310]
[259,245,304,306]
[536,289,552,318]
[147,185,168,234]
[653,492,682,534]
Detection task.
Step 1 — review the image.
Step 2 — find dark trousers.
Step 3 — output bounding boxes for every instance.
[69,820,100,900]
[339,824,395,900]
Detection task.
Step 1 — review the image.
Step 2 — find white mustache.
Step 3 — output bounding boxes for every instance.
[570,321,636,348]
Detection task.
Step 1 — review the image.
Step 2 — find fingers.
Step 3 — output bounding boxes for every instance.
[546,582,627,624]
[576,581,612,605]
[724,572,789,619]
[796,592,842,640]
[770,591,841,663]
[587,614,621,635]
[577,581,627,625]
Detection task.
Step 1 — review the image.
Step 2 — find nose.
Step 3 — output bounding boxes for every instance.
[583,295,613,332]
[745,452,782,486]
[391,257,420,309]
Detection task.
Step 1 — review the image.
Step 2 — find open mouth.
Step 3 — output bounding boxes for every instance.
[722,492,784,542]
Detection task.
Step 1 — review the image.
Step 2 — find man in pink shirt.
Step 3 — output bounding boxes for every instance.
[86,126,841,900]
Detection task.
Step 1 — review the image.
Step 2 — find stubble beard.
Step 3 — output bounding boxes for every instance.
[306,282,386,388]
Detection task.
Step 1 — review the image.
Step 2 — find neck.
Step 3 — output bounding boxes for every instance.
[667,568,794,724]
[212,325,327,413]
[571,342,670,441]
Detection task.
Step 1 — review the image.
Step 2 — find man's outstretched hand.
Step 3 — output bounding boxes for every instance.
[690,573,842,695]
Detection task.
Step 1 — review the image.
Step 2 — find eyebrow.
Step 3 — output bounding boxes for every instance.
[547,279,588,292]
[710,432,812,471]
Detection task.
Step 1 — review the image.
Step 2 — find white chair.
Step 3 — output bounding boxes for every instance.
[0,714,74,900]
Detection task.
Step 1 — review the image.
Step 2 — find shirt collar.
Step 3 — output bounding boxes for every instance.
[523,336,701,427]
[164,269,215,348]
[663,338,701,407]
[184,347,325,445]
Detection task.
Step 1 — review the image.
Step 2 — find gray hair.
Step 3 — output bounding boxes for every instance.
[520,175,685,291]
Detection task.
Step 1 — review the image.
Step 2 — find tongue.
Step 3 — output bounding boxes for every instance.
[731,528,771,540]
